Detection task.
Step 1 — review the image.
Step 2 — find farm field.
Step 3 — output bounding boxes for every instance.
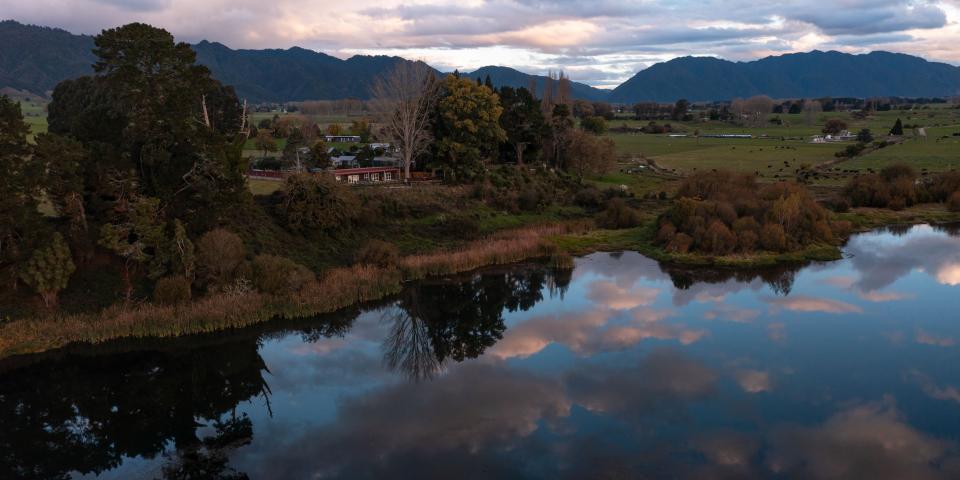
[608,105,960,181]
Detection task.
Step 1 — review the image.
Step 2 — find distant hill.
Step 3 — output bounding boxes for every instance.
[610,50,960,103]
[0,20,95,95]
[4,20,960,104]
[462,66,610,102]
[191,41,438,102]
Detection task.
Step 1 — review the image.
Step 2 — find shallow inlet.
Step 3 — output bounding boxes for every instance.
[3,224,960,479]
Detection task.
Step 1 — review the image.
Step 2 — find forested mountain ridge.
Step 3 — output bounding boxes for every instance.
[609,50,960,103]
[3,20,960,103]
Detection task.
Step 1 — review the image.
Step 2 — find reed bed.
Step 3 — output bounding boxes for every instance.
[0,221,591,359]
[400,220,591,279]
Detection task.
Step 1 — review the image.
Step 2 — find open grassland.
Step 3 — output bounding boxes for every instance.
[610,105,960,179]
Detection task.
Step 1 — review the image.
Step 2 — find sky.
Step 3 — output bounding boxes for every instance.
[3,0,960,88]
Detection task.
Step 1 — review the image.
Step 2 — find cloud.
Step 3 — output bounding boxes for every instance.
[735,369,773,393]
[565,348,718,419]
[907,370,960,404]
[765,295,863,314]
[915,329,956,347]
[765,400,955,479]
[486,305,704,360]
[241,362,571,479]
[845,226,960,291]
[586,280,660,310]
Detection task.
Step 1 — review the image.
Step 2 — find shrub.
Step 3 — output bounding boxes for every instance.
[251,255,315,294]
[948,192,960,212]
[574,187,604,208]
[656,222,677,244]
[355,240,400,268]
[518,188,544,212]
[702,220,737,255]
[760,223,787,252]
[732,217,761,252]
[439,215,481,237]
[277,173,359,234]
[597,198,642,229]
[881,164,916,182]
[154,276,192,305]
[665,233,694,253]
[196,229,246,288]
[831,198,851,213]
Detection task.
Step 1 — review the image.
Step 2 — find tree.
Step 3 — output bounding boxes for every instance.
[496,86,544,165]
[802,99,822,127]
[823,118,848,135]
[546,103,574,169]
[566,129,616,181]
[48,23,248,234]
[310,140,331,169]
[277,174,359,234]
[580,116,608,134]
[371,62,439,181]
[671,99,690,121]
[856,129,874,144]
[98,196,171,299]
[433,75,506,181]
[33,133,90,236]
[349,119,372,142]
[742,95,774,126]
[0,95,47,284]
[255,130,277,159]
[196,228,246,289]
[890,118,904,136]
[19,233,75,307]
[282,127,306,171]
[572,99,595,118]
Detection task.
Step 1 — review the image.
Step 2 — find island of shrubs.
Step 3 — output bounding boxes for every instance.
[842,164,960,212]
[655,172,849,255]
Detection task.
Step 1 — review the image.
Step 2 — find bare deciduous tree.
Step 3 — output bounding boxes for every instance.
[803,99,822,127]
[371,62,439,182]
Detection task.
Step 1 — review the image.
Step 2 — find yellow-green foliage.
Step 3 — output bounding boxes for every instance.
[19,233,75,306]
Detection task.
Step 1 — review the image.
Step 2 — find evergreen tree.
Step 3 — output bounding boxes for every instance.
[890,118,904,136]
[497,86,545,165]
[0,95,47,283]
[20,233,76,307]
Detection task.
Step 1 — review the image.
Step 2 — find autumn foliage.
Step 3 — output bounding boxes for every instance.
[656,171,841,255]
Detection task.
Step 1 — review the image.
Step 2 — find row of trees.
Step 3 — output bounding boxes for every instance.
[373,63,615,182]
[843,165,960,211]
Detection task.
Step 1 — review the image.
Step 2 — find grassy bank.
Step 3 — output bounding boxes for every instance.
[550,222,843,267]
[3,201,955,360]
[0,222,589,359]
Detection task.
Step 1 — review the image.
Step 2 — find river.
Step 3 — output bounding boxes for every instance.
[2,224,960,479]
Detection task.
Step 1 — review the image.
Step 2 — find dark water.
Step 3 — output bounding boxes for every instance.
[3,224,960,479]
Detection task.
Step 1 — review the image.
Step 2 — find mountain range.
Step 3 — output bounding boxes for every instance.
[2,20,960,104]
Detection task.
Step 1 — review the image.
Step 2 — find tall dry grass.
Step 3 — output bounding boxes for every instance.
[0,221,590,359]
[400,221,591,279]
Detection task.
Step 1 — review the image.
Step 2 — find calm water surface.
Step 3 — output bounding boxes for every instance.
[3,224,960,479]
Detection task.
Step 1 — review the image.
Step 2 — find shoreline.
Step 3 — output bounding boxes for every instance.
[2,208,959,361]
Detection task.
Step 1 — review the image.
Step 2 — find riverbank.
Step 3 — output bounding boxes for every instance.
[0,223,589,359]
[3,204,958,360]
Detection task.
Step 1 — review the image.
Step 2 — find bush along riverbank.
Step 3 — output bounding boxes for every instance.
[5,200,959,360]
[0,223,590,359]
